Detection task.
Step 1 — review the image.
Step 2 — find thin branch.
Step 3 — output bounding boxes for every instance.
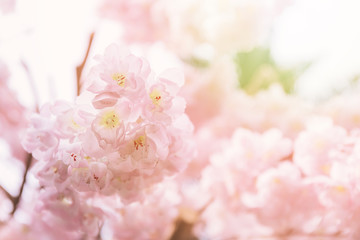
[0,185,14,202]
[169,198,213,240]
[10,153,33,215]
[96,224,103,240]
[76,32,95,96]
[20,60,39,112]
[169,220,198,240]
[97,232,102,240]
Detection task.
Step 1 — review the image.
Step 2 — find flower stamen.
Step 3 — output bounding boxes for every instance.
[112,73,126,87]
[150,89,162,105]
[134,135,146,150]
[100,111,120,129]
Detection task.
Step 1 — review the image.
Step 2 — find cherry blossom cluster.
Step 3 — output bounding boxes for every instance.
[191,117,360,239]
[106,180,181,240]
[23,44,194,204]
[0,185,105,240]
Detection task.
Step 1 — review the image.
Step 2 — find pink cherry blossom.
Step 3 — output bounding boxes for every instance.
[23,44,194,204]
[189,119,360,239]
[243,162,324,235]
[0,0,15,14]
[108,181,180,240]
[194,128,294,239]
[34,188,104,239]
[87,44,149,102]
[321,90,360,131]
[0,60,28,161]
[293,117,348,176]
[22,104,59,160]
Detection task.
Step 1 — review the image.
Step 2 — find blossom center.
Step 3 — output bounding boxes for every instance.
[150,89,162,105]
[70,153,77,162]
[334,185,346,193]
[112,73,126,87]
[100,111,120,129]
[71,119,81,129]
[273,177,281,184]
[134,135,146,150]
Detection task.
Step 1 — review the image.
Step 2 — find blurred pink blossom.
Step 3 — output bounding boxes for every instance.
[0,60,27,161]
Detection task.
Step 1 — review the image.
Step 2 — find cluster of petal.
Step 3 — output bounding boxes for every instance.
[320,90,360,131]
[0,60,27,161]
[22,44,194,204]
[107,181,180,240]
[0,188,103,240]
[195,117,360,239]
[207,85,313,139]
[185,82,360,146]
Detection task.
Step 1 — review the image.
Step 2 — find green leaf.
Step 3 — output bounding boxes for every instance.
[234,47,305,95]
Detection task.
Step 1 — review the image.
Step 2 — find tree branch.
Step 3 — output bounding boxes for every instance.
[0,185,14,202]
[10,153,33,215]
[76,32,95,96]
[169,198,213,240]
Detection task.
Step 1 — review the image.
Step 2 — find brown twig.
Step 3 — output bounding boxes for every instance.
[10,153,33,215]
[169,220,198,240]
[97,232,102,240]
[76,32,95,96]
[169,198,214,240]
[0,185,14,202]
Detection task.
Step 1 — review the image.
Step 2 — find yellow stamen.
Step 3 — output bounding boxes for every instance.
[71,119,81,129]
[112,73,126,87]
[134,135,146,150]
[150,89,162,105]
[100,111,120,129]
[273,177,281,184]
[334,185,346,193]
[321,164,331,175]
[353,114,360,124]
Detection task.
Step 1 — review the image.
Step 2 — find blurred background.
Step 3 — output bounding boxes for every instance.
[1,0,360,107]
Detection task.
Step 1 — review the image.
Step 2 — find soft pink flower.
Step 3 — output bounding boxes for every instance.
[321,91,360,131]
[34,188,104,240]
[293,117,348,176]
[0,60,28,161]
[195,128,294,239]
[243,162,323,235]
[201,128,292,201]
[23,44,194,204]
[109,181,180,240]
[87,44,149,102]
[0,0,15,14]
[22,104,59,160]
